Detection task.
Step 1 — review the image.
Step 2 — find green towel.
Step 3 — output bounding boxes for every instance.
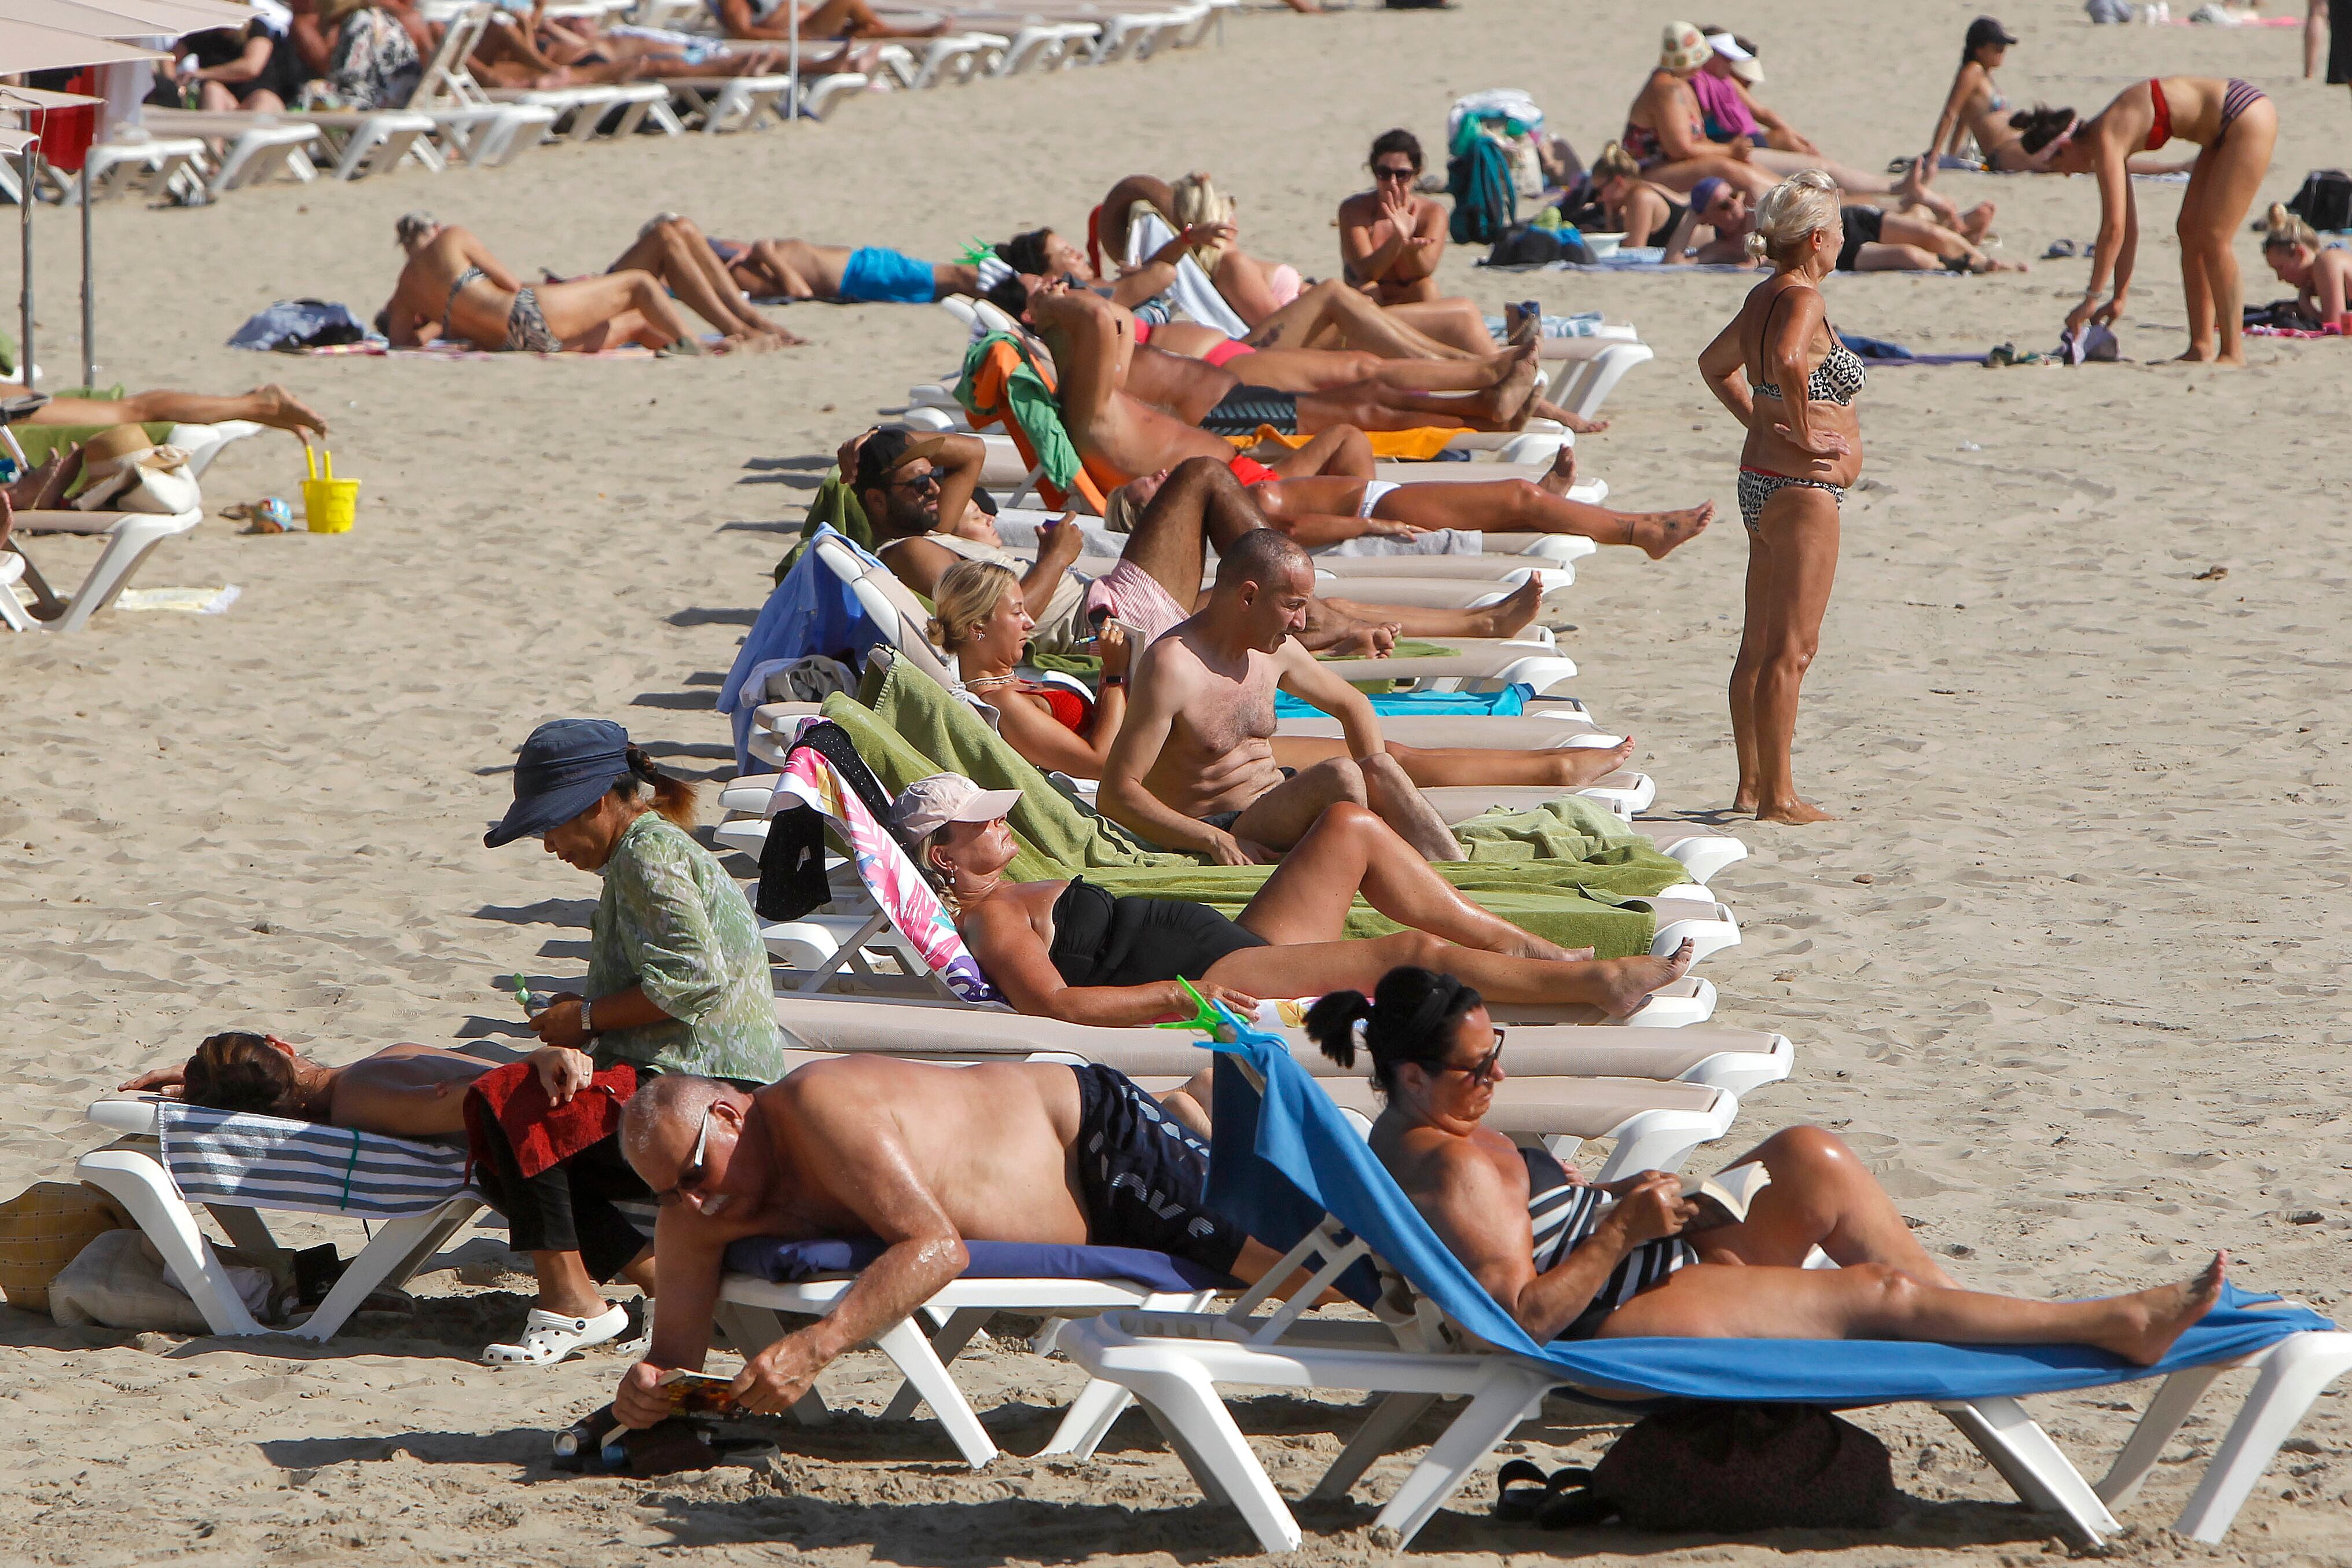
[1318,640,1458,662]
[775,469,870,585]
[832,655,1687,956]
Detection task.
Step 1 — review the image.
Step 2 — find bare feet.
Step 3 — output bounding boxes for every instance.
[1754,794,1834,825]
[1322,622,1398,657]
[1535,443,1577,497]
[1958,200,1997,244]
[247,384,328,439]
[1621,502,1713,560]
[2096,1253,2227,1366]
[1591,939,1697,1019]
[1532,398,1609,435]
[1500,930,1593,963]
[1468,578,1543,638]
[1488,341,1542,430]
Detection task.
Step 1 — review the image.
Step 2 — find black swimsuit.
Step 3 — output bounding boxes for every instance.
[1045,878,1267,989]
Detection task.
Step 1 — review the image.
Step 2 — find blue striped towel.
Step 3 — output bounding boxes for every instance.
[157,1104,476,1221]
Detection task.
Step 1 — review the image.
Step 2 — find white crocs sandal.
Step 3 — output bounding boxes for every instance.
[482,1302,630,1366]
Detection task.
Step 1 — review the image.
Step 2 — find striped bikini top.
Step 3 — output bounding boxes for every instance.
[1750,288,1867,407]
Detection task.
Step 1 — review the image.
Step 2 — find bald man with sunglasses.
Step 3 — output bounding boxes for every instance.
[606,1057,1274,1430]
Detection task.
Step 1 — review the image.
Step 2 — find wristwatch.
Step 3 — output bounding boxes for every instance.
[579,999,595,1035]
[1102,675,1127,689]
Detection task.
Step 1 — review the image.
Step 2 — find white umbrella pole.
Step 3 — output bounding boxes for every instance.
[80,164,94,390]
[787,3,799,125]
[17,145,34,392]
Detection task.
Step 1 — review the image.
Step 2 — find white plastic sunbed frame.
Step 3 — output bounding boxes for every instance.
[74,1098,485,1342]
[142,107,323,197]
[1,508,204,634]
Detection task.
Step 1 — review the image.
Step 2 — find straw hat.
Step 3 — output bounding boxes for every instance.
[1660,21,1712,74]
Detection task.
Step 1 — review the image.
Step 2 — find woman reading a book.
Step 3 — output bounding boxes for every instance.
[1306,966,2223,1360]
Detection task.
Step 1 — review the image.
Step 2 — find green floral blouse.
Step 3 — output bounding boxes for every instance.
[586,812,783,1083]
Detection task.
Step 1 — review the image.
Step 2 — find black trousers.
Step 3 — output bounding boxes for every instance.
[470,1119,653,1283]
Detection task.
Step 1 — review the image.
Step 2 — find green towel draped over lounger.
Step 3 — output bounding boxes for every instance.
[825,655,1683,957]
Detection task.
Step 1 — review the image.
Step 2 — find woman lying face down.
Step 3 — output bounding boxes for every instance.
[1311,966,2224,1361]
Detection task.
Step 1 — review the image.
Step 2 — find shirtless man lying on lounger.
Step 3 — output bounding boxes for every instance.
[702,229,980,304]
[1022,280,1543,476]
[853,431,1548,657]
[1113,443,1711,561]
[606,1060,1281,1427]
[380,215,708,354]
[1102,527,1495,865]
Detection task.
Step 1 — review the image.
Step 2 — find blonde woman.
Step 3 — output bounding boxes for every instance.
[1696,172,1860,825]
[934,559,1135,781]
[2009,78,2277,363]
[2260,204,2352,331]
[1587,142,1696,249]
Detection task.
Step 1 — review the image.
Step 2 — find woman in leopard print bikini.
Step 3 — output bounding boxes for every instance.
[1697,170,1860,826]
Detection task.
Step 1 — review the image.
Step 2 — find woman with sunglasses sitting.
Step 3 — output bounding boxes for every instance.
[1338,129,1451,309]
[1309,965,2225,1359]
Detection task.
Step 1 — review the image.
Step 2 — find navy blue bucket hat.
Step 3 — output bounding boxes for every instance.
[485,718,633,847]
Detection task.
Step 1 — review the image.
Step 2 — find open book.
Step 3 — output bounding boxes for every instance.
[1681,1163,1771,1231]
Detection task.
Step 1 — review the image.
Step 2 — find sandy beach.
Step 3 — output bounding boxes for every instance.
[5,0,2351,1560]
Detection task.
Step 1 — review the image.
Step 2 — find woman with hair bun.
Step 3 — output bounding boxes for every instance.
[1308,965,2227,1357]
[2259,203,2352,331]
[1695,171,1858,825]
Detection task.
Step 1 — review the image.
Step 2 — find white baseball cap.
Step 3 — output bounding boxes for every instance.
[890,772,1023,840]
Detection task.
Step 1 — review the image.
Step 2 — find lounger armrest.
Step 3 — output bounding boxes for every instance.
[87,1097,164,1136]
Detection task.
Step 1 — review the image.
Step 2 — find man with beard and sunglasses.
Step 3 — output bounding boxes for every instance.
[603,1059,1281,1429]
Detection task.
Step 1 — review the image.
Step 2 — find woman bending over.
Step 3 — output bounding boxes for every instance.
[1314,965,2225,1358]
[897,773,1695,1024]
[2010,79,2277,363]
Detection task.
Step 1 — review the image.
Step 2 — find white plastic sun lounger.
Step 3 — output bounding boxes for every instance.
[667,71,869,130]
[75,1097,485,1342]
[494,81,684,141]
[871,32,1001,88]
[1062,1033,2352,1553]
[2,508,204,634]
[142,108,322,196]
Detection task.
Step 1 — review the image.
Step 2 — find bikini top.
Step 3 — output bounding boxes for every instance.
[1749,288,1867,407]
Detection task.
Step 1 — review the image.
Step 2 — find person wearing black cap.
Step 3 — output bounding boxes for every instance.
[1925,18,2031,171]
[475,718,784,1365]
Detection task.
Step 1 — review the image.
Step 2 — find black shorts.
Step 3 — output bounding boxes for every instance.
[1070,1063,1244,1277]
[1200,385,1300,437]
[1199,767,1295,832]
[1837,205,1884,272]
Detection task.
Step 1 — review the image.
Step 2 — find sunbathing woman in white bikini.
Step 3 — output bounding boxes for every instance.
[381,215,705,353]
[2012,78,2278,363]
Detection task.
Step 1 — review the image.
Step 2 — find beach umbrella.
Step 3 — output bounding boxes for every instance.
[1,23,166,392]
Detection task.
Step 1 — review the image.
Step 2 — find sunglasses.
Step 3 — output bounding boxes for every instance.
[890,468,941,493]
[1373,163,1418,181]
[1439,1027,1507,1087]
[653,1104,715,1207]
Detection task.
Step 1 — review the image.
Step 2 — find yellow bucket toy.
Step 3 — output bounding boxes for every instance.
[302,446,360,533]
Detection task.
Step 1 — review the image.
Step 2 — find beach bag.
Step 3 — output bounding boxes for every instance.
[1487,223,1593,268]
[47,1228,277,1332]
[2286,169,2352,233]
[1498,1404,1902,1532]
[1448,135,1518,246]
[0,1181,130,1314]
[228,299,372,352]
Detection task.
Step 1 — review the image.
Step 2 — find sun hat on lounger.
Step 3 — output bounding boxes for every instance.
[484,718,634,846]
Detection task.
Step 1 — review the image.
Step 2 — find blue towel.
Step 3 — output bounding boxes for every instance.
[226,299,376,352]
[715,524,889,770]
[837,247,938,304]
[1838,332,1914,361]
[1201,1024,2333,1409]
[724,1236,1233,1294]
[1274,683,1531,719]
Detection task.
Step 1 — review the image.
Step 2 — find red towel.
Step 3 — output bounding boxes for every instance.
[463,1059,640,1181]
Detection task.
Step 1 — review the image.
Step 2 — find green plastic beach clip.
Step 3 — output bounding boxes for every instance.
[1155,976,1236,1041]
[508,973,539,1018]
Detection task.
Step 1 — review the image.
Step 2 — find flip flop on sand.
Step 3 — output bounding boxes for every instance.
[483,1302,631,1365]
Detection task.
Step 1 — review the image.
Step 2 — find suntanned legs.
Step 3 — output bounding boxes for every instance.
[537,270,700,350]
[1245,278,1484,360]
[1228,752,1465,862]
[1647,155,1775,200]
[2177,98,2277,364]
[33,386,327,439]
[1729,486,1840,824]
[1600,1129,2227,1362]
[1373,448,1713,559]
[611,217,801,346]
[534,1246,657,1319]
[797,0,945,38]
[1379,298,1500,355]
[1273,730,1639,790]
[1234,345,1536,395]
[1117,454,1266,591]
[1296,346,1542,433]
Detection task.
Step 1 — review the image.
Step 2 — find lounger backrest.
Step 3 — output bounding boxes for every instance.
[156,1102,474,1220]
[809,533,962,688]
[412,3,496,108]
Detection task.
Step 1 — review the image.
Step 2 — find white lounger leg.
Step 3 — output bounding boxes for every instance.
[293,1200,482,1341]
[1127,1356,1303,1551]
[2171,1332,2352,1543]
[1939,1397,2119,1547]
[879,1305,992,1419]
[55,514,199,632]
[2096,1363,2229,1505]
[1311,1391,1441,1501]
[1037,1289,1214,1458]
[715,1301,832,1424]
[869,1313,999,1467]
[74,1148,270,1336]
[1370,1368,1551,1547]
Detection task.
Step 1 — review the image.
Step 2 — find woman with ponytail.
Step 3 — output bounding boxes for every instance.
[477,719,784,1364]
[2260,203,2352,331]
[1309,965,2229,1358]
